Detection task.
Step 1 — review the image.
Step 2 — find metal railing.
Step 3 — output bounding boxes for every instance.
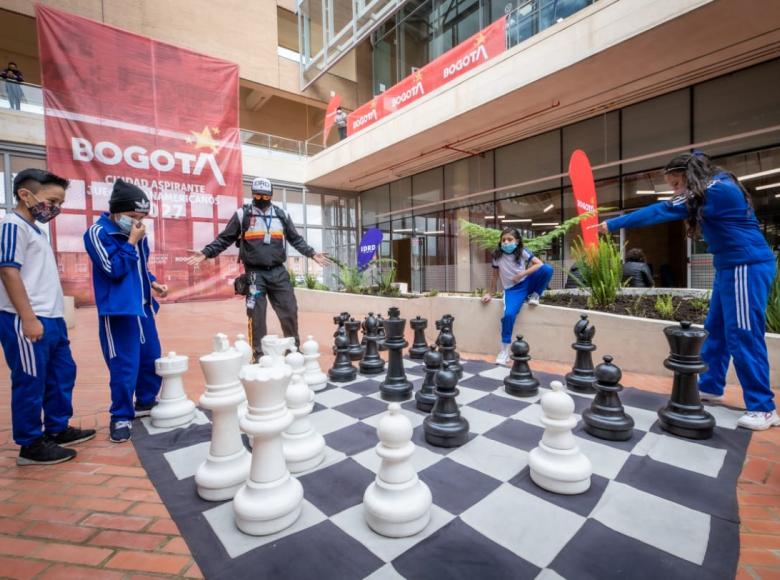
[506,0,594,50]
[0,80,44,114]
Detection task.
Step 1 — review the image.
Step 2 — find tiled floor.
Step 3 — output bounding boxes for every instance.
[0,298,777,579]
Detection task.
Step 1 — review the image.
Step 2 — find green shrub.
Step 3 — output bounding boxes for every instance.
[767,258,780,334]
[688,291,710,314]
[288,268,297,287]
[304,273,318,289]
[654,294,676,318]
[571,235,624,310]
[427,288,439,297]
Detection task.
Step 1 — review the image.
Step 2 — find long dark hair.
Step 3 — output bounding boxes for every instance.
[664,151,753,238]
[493,227,525,262]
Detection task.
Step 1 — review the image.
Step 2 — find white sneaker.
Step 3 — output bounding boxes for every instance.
[699,391,724,404]
[496,347,510,365]
[528,293,540,306]
[737,410,780,431]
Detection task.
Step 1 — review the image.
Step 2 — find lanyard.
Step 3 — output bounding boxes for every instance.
[256,207,274,233]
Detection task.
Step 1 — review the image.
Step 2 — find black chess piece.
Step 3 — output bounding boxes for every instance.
[582,355,634,441]
[437,316,463,379]
[332,312,351,354]
[328,328,357,382]
[379,307,413,401]
[408,316,429,360]
[345,318,364,362]
[376,314,388,352]
[657,321,715,440]
[424,369,470,447]
[565,314,597,393]
[503,335,539,397]
[415,346,441,412]
[359,312,385,375]
[435,314,461,364]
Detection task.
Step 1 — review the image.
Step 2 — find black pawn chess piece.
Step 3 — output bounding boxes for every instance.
[582,355,634,441]
[376,314,388,352]
[415,346,441,412]
[565,314,597,393]
[359,312,385,375]
[503,335,539,397]
[657,321,715,440]
[345,318,364,362]
[379,307,413,401]
[328,328,357,382]
[408,316,429,360]
[424,369,470,447]
[437,317,463,379]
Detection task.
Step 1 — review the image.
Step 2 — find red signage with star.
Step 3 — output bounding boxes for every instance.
[36,5,244,305]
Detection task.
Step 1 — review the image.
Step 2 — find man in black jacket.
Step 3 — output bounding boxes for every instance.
[186,177,330,359]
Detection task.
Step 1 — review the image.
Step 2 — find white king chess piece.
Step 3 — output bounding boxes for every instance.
[283,350,325,473]
[529,380,592,494]
[195,334,251,501]
[233,349,304,535]
[301,335,328,392]
[151,352,196,428]
[363,403,432,537]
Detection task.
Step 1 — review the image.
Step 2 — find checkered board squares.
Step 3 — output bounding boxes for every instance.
[132,359,751,580]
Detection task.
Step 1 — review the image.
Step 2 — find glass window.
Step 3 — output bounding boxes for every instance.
[285,188,305,225]
[412,168,443,213]
[495,130,561,196]
[306,191,323,226]
[362,185,390,226]
[562,111,620,182]
[390,177,413,217]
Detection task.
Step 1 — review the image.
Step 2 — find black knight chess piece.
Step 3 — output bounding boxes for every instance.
[409,316,429,360]
[359,312,385,376]
[657,321,715,440]
[379,307,413,401]
[582,355,634,441]
[424,369,470,447]
[436,315,463,379]
[345,318,364,362]
[415,346,441,412]
[332,312,351,354]
[565,314,597,393]
[503,335,539,397]
[328,328,357,382]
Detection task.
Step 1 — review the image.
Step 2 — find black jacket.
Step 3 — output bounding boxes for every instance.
[622,261,654,288]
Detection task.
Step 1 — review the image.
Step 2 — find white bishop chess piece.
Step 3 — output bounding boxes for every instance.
[195,334,251,501]
[283,350,325,473]
[301,335,328,392]
[529,380,592,494]
[151,352,196,428]
[363,403,432,537]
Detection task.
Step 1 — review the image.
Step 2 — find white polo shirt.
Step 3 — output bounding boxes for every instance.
[492,249,535,290]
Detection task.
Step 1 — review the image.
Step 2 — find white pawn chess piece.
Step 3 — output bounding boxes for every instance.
[363,403,432,538]
[234,354,304,535]
[529,380,592,494]
[195,334,251,501]
[301,335,328,392]
[283,350,325,473]
[151,352,196,428]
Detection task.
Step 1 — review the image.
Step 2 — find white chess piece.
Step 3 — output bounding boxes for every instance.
[283,350,325,473]
[195,334,251,501]
[234,346,303,535]
[301,335,328,392]
[234,334,253,366]
[529,380,592,494]
[261,334,296,367]
[363,403,432,537]
[151,352,196,428]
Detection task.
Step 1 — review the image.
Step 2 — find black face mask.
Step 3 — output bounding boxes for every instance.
[253,197,271,209]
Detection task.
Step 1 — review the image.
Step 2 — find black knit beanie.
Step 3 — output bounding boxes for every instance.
[109,179,150,214]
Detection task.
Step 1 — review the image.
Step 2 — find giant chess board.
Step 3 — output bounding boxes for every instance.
[133,358,750,580]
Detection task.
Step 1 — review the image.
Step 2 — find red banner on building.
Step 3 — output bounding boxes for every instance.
[36,5,244,305]
[568,150,600,248]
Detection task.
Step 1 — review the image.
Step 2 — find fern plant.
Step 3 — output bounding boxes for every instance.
[654,294,677,319]
[304,273,318,289]
[571,235,624,310]
[767,257,780,334]
[330,259,366,293]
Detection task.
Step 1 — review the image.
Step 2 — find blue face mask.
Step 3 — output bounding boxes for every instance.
[501,242,517,254]
[117,215,136,234]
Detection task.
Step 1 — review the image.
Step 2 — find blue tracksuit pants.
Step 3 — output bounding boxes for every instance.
[699,259,776,412]
[501,264,554,344]
[98,303,161,422]
[0,313,76,446]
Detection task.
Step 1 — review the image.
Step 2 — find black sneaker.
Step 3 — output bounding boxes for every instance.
[134,400,158,418]
[45,426,97,447]
[109,421,133,443]
[17,437,77,466]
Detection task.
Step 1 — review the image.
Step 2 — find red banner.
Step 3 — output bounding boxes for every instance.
[322,93,341,146]
[37,5,244,306]
[347,17,507,136]
[568,149,600,248]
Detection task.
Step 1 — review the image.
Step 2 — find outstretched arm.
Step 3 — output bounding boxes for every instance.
[186,211,242,265]
[606,199,689,232]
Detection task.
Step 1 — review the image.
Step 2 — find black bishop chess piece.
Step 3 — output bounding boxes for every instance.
[582,355,634,441]
[657,321,715,440]
[415,346,441,412]
[565,314,597,393]
[345,318,364,362]
[359,312,385,376]
[408,316,429,360]
[376,314,388,352]
[437,315,463,379]
[503,335,539,397]
[424,369,470,447]
[379,307,413,401]
[328,328,357,383]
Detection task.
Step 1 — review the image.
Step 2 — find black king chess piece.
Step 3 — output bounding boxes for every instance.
[565,314,597,393]
[582,355,634,441]
[379,307,413,401]
[503,335,539,397]
[328,328,357,382]
[415,346,441,412]
[345,318,364,362]
[437,315,463,379]
[424,369,470,447]
[408,316,429,360]
[657,321,715,440]
[359,312,385,375]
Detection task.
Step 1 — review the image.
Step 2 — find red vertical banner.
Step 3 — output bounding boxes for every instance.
[322,94,341,146]
[568,150,600,248]
[36,5,243,305]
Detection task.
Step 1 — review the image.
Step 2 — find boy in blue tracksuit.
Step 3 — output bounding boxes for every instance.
[83,179,168,443]
[598,152,776,430]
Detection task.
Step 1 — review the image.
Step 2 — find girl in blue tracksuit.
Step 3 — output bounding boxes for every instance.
[598,152,777,430]
[83,179,168,443]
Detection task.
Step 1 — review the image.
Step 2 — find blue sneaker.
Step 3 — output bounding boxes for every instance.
[109,421,133,443]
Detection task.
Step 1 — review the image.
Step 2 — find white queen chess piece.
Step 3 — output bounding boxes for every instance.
[529,380,592,494]
[282,350,325,473]
[195,334,251,501]
[301,335,328,392]
[151,351,196,428]
[363,403,432,537]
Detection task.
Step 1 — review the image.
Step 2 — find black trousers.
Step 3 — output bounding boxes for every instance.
[247,266,299,360]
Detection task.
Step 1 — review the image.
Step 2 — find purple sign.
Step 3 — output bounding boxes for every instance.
[357,228,383,271]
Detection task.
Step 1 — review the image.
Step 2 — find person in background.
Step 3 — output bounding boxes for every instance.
[1,61,24,110]
[335,106,348,141]
[622,248,654,288]
[565,263,585,289]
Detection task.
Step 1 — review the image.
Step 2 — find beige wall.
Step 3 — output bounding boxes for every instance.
[0,8,40,84]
